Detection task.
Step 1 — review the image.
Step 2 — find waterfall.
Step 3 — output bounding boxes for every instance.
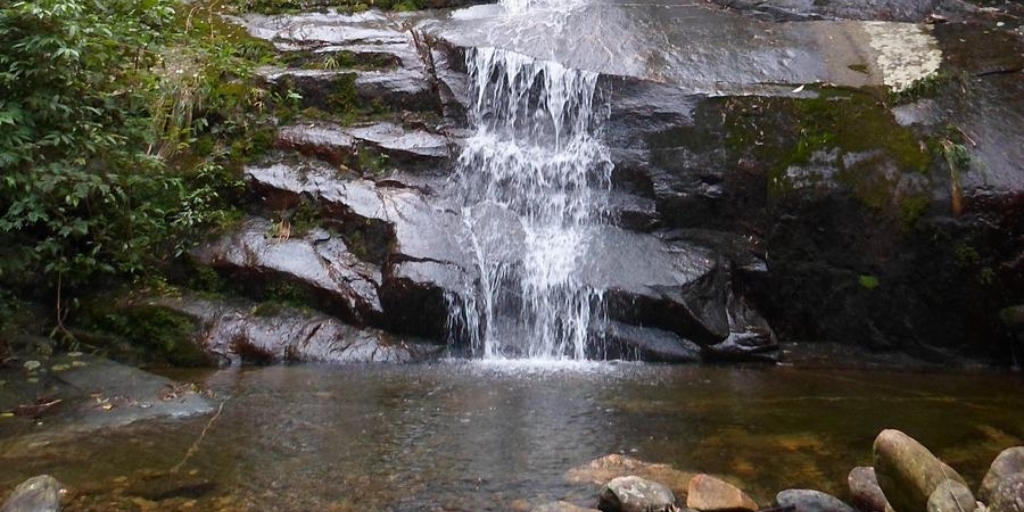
[448,45,613,360]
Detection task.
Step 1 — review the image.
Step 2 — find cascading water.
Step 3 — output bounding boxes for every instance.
[448,41,614,360]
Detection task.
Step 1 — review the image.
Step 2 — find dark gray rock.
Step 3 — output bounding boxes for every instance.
[193,217,384,327]
[276,122,452,174]
[990,473,1024,512]
[1,475,62,512]
[776,489,858,512]
[243,159,476,339]
[874,429,968,512]
[981,447,1024,504]
[928,479,977,512]
[258,67,439,113]
[593,320,703,363]
[138,294,442,364]
[849,466,892,512]
[598,476,676,512]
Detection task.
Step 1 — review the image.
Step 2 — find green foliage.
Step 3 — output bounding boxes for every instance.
[858,274,880,290]
[88,305,212,366]
[0,0,181,291]
[0,0,271,329]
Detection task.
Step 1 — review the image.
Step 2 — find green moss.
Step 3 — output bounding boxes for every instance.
[87,306,212,367]
[722,88,933,226]
[847,63,869,74]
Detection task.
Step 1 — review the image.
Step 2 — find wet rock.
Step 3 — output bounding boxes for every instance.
[258,67,438,113]
[565,455,696,500]
[989,473,1024,512]
[707,0,946,22]
[980,447,1024,504]
[1,475,62,512]
[193,217,384,326]
[533,502,601,512]
[598,476,676,512]
[686,474,758,512]
[276,122,451,174]
[593,320,703,363]
[244,159,476,339]
[776,489,858,512]
[140,294,441,364]
[927,479,976,512]
[849,466,893,512]
[874,429,967,512]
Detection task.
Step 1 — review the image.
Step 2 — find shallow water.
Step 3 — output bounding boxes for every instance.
[2,362,1023,511]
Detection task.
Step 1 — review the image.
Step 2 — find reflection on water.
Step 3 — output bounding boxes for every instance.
[2,363,1023,511]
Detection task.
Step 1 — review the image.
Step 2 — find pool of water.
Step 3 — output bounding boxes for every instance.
[2,361,1023,511]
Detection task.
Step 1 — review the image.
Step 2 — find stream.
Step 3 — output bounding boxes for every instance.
[2,362,1022,511]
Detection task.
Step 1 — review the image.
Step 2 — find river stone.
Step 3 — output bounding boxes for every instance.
[533,502,601,512]
[686,474,758,512]
[849,466,894,512]
[599,476,676,512]
[980,448,1024,504]
[989,474,1024,512]
[874,429,967,512]
[928,479,977,512]
[564,455,696,500]
[777,489,858,512]
[1,475,62,512]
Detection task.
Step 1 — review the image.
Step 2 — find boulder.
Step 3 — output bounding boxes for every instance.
[686,474,758,512]
[533,502,601,512]
[1,475,62,512]
[989,473,1024,512]
[874,429,967,512]
[565,455,696,500]
[980,448,1024,504]
[849,466,893,512]
[927,480,977,512]
[598,476,676,512]
[776,489,858,512]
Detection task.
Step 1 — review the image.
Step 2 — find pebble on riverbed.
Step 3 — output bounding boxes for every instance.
[0,475,63,512]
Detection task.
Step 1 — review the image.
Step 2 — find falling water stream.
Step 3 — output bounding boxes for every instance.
[449,11,614,360]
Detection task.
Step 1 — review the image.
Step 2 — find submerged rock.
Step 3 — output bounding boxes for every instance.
[598,476,676,512]
[533,502,601,512]
[873,429,967,512]
[980,447,1024,504]
[1,475,62,512]
[776,489,858,512]
[686,474,758,512]
[565,455,696,500]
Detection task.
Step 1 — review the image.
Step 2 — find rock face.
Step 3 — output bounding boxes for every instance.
[197,0,1024,365]
[980,448,1024,504]
[598,476,677,512]
[1,475,62,512]
[849,466,893,512]
[927,479,976,512]
[989,473,1024,512]
[873,429,967,512]
[776,489,859,512]
[686,474,758,512]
